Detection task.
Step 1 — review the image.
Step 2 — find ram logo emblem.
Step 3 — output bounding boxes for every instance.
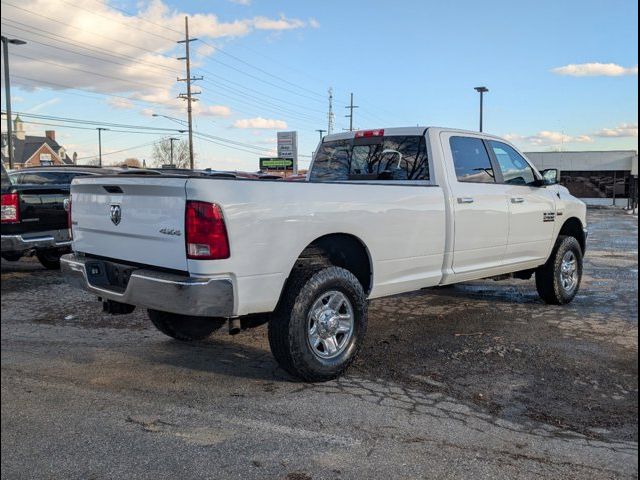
[110,204,122,226]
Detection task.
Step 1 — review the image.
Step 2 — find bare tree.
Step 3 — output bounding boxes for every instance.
[151,138,191,168]
[121,158,142,168]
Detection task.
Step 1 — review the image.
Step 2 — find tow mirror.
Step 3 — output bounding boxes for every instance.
[540,169,559,186]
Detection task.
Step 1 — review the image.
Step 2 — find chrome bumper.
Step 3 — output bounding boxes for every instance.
[60,253,234,317]
[1,229,71,253]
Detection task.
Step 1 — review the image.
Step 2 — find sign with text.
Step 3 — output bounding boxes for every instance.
[260,157,294,171]
[277,131,298,173]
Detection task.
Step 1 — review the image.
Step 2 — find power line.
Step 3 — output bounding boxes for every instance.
[0,20,179,75]
[6,112,186,133]
[75,138,167,160]
[10,52,168,92]
[9,119,186,135]
[58,0,180,42]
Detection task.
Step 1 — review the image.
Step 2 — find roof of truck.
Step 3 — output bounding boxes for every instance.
[322,126,506,143]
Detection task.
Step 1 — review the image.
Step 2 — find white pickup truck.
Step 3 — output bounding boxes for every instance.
[61,127,587,381]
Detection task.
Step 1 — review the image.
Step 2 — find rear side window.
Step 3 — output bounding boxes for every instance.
[310,135,429,182]
[488,141,537,186]
[449,136,495,183]
[11,171,89,185]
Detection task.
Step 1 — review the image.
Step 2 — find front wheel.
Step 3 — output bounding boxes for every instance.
[36,250,62,270]
[147,310,226,341]
[268,266,368,382]
[535,235,583,305]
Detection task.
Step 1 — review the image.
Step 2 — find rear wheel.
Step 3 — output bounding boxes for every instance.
[147,310,226,341]
[268,266,368,382]
[535,235,583,305]
[36,250,62,270]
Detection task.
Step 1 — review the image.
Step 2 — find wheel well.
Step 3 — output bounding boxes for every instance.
[295,233,372,294]
[559,217,586,253]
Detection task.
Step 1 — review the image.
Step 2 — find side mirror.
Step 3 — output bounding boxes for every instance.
[540,169,559,186]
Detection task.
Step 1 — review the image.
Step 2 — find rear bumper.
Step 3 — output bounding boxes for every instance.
[60,253,234,317]
[1,229,71,253]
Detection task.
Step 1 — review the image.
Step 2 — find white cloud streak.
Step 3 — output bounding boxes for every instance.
[593,123,638,138]
[505,131,594,146]
[551,63,638,77]
[233,117,287,129]
[2,0,315,117]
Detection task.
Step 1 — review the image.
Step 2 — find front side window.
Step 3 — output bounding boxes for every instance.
[310,135,429,182]
[449,136,495,183]
[488,141,536,186]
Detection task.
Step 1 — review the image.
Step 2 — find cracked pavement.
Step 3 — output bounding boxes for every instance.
[1,208,638,479]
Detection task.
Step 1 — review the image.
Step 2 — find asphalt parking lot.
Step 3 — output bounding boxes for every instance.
[1,208,638,479]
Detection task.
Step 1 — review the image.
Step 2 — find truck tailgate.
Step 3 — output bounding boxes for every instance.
[71,176,188,271]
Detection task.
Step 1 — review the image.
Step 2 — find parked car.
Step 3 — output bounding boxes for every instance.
[1,165,150,269]
[61,127,587,381]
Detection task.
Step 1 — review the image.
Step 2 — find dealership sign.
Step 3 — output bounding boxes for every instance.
[260,157,294,171]
[276,131,298,173]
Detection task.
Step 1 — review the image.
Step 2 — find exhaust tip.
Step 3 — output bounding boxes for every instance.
[228,317,241,335]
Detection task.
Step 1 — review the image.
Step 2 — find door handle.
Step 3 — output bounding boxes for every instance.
[511,197,525,204]
[457,197,475,204]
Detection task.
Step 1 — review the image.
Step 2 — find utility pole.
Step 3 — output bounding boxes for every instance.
[327,87,334,135]
[177,16,201,170]
[1,36,26,169]
[168,137,180,166]
[315,129,326,142]
[474,86,489,132]
[344,93,359,132]
[96,127,109,167]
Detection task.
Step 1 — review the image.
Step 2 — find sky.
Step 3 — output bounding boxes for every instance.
[0,0,638,171]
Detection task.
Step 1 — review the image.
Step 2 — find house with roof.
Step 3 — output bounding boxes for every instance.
[1,115,75,169]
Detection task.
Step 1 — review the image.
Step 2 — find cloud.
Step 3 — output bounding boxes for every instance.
[505,131,594,146]
[26,97,61,113]
[253,15,306,31]
[107,97,135,110]
[228,0,251,5]
[195,44,216,58]
[551,63,638,77]
[233,117,287,129]
[2,0,315,113]
[308,18,321,29]
[593,123,638,138]
[196,104,232,117]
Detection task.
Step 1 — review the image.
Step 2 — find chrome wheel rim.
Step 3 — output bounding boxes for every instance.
[307,290,354,360]
[560,251,579,293]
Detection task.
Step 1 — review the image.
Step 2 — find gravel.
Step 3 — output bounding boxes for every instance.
[1,208,637,479]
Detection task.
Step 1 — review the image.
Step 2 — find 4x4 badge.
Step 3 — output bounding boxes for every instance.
[110,204,122,226]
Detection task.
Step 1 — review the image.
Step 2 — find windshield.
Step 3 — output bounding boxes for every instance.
[310,135,430,182]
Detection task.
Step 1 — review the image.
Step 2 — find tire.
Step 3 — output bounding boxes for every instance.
[36,250,62,270]
[147,310,226,341]
[268,265,368,382]
[535,235,583,305]
[1,252,22,262]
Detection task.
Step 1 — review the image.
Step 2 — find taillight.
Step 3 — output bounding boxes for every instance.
[64,197,72,239]
[355,129,384,138]
[1,192,20,223]
[185,201,230,260]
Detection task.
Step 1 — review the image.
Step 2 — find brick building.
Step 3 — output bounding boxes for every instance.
[1,115,75,169]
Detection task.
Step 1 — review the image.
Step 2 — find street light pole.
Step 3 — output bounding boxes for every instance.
[1,36,26,169]
[474,86,489,132]
[96,128,109,166]
[315,129,326,142]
